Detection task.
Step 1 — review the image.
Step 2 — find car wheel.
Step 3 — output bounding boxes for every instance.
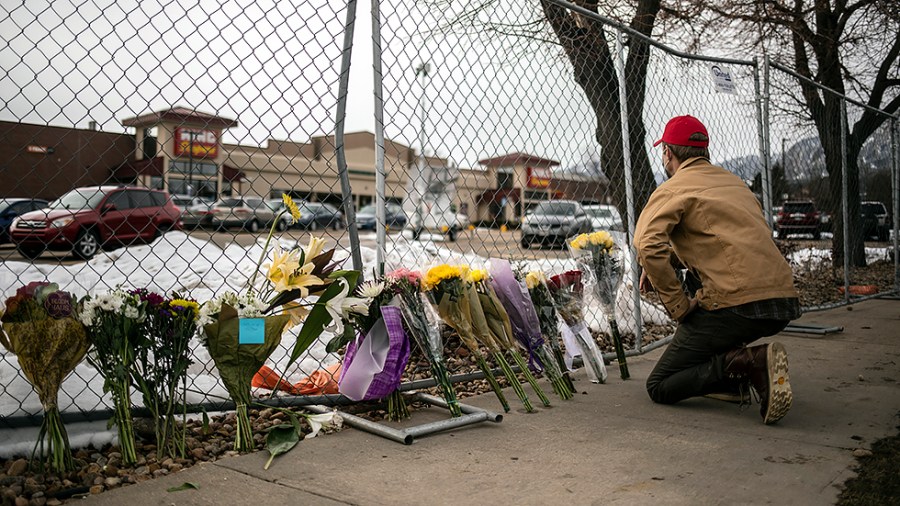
[812,228,821,240]
[332,220,341,231]
[520,237,530,249]
[276,219,287,232]
[247,219,260,233]
[447,228,457,242]
[73,229,100,260]
[309,221,319,231]
[17,244,45,260]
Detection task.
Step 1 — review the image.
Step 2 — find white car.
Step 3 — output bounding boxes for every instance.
[584,204,624,232]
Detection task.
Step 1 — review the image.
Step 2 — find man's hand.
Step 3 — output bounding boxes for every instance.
[639,270,654,293]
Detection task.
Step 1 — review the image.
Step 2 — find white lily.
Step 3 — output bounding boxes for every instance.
[324,279,371,335]
[303,411,343,439]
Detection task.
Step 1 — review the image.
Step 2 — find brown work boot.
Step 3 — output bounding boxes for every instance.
[723,342,792,424]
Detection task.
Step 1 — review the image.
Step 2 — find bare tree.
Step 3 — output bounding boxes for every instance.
[691,0,900,267]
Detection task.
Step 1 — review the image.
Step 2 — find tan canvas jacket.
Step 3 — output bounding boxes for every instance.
[634,157,798,321]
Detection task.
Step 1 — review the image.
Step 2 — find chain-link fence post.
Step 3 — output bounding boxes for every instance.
[336,0,364,274]
[840,99,851,302]
[893,117,899,292]
[614,28,644,350]
[372,0,387,275]
[755,56,773,227]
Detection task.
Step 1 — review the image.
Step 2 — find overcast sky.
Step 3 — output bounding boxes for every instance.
[1,0,771,180]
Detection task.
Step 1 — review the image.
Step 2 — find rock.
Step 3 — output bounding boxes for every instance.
[23,478,39,495]
[7,459,27,477]
[161,458,174,468]
[29,497,47,506]
[95,456,108,467]
[30,492,43,499]
[457,347,469,357]
[852,448,873,458]
[85,463,101,475]
[104,465,119,477]
[148,463,160,473]
[169,464,183,473]
[258,408,273,420]
[89,485,103,495]
[104,477,121,488]
[46,500,62,506]
[190,448,207,460]
[14,497,28,506]
[134,466,150,476]
[92,477,104,486]
[152,469,168,478]
[90,453,103,462]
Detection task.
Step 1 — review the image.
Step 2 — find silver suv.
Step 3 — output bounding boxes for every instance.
[520,200,592,249]
[210,196,290,233]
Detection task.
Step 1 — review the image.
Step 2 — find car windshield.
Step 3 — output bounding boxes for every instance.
[48,189,107,210]
[587,208,613,218]
[0,199,21,211]
[783,203,815,213]
[533,202,576,216]
[358,205,376,214]
[216,198,244,207]
[862,203,885,214]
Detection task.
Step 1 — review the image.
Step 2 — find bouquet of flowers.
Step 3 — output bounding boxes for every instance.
[0,282,89,473]
[424,264,510,413]
[524,270,575,393]
[129,290,199,459]
[388,268,461,417]
[336,278,412,421]
[199,197,361,452]
[79,288,147,465]
[464,267,542,412]
[569,231,629,379]
[547,270,608,384]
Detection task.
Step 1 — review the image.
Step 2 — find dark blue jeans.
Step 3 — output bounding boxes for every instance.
[646,308,789,404]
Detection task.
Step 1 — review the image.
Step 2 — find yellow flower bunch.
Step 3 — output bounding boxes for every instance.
[282,194,301,223]
[169,299,200,317]
[570,231,615,251]
[424,264,463,290]
[524,270,546,290]
[466,268,488,284]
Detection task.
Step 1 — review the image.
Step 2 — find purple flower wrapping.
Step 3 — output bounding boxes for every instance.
[339,305,411,401]
[489,259,545,370]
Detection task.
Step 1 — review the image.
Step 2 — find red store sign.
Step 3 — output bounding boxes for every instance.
[174,127,219,158]
[527,166,551,188]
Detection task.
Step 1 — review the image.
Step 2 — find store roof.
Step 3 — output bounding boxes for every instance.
[121,107,238,129]
[477,152,559,168]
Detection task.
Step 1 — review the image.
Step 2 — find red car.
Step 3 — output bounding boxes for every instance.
[10,186,182,260]
[775,200,821,240]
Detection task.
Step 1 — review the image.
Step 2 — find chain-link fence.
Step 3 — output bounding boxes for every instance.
[1,0,897,428]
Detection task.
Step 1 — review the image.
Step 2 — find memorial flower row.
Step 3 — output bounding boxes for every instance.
[0,196,628,474]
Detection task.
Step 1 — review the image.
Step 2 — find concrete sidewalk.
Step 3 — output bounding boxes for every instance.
[85,299,900,505]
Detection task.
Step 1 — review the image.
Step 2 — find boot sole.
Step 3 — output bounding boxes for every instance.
[763,342,792,424]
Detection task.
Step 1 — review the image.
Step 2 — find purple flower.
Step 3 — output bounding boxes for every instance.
[129,288,165,307]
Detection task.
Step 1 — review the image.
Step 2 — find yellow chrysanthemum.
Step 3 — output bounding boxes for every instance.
[282,194,301,222]
[570,233,589,250]
[169,299,200,317]
[424,264,462,290]
[524,271,546,290]
[467,268,488,283]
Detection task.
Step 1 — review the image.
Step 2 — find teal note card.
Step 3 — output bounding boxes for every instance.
[239,318,265,344]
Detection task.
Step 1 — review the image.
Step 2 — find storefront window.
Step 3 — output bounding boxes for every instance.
[170,160,217,176]
[149,177,164,190]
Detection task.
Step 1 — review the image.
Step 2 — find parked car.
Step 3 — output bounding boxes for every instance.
[295,202,344,231]
[775,200,821,239]
[171,195,215,229]
[211,197,288,232]
[10,186,180,260]
[861,201,890,241]
[584,204,624,232]
[456,212,470,231]
[520,200,592,249]
[0,198,48,244]
[356,203,407,231]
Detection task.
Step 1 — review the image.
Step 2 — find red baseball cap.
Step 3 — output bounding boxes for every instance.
[653,115,709,147]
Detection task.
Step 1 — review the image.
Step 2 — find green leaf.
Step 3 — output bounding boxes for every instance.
[325,325,355,353]
[328,270,360,290]
[167,482,199,492]
[263,424,300,470]
[287,280,345,365]
[201,410,211,436]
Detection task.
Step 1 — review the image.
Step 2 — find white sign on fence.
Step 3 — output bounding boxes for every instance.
[709,64,737,94]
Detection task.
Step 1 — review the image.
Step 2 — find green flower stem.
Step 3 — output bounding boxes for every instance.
[536,347,573,400]
[494,352,534,412]
[386,390,410,421]
[234,403,254,452]
[475,355,510,413]
[509,350,551,407]
[429,358,462,417]
[33,406,75,474]
[114,382,137,465]
[248,209,287,294]
[608,317,630,380]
